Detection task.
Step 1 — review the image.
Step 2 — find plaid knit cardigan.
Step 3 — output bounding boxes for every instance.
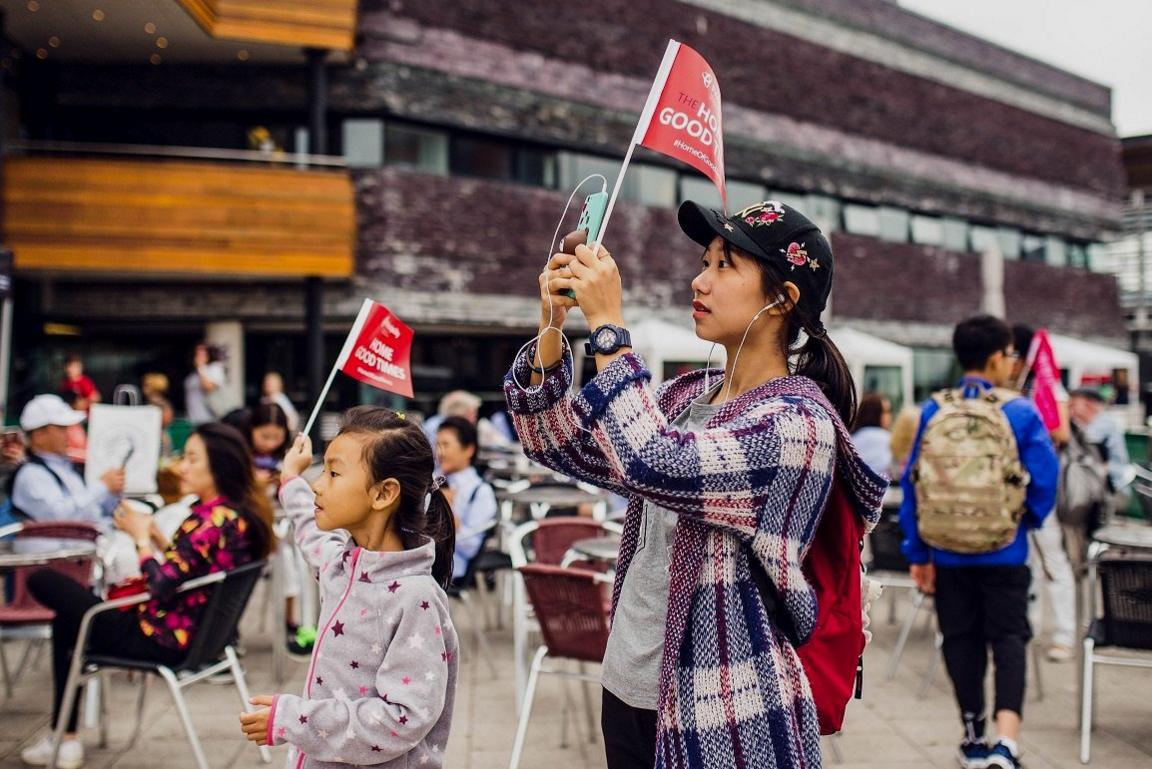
[504,345,885,769]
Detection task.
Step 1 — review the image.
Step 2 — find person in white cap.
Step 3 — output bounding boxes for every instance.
[9,394,124,523]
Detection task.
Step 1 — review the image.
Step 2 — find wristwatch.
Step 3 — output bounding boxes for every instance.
[584,324,632,356]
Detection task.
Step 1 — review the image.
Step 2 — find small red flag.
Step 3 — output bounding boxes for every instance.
[336,299,415,398]
[636,41,726,208]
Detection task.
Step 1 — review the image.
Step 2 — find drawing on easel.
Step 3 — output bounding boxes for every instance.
[85,404,163,495]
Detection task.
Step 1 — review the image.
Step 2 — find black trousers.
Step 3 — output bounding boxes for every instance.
[602,688,657,769]
[27,569,185,732]
[934,565,1032,727]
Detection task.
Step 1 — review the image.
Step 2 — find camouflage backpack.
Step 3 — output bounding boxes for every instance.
[912,388,1030,554]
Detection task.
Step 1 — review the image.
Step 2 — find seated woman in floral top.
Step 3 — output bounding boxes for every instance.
[21,423,274,769]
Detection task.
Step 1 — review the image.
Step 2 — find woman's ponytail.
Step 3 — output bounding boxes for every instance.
[791,320,858,427]
[423,484,457,588]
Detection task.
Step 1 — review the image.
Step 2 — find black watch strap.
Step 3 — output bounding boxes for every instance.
[585,324,632,356]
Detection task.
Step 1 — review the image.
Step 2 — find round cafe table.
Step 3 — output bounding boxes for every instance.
[0,539,98,570]
[497,486,605,509]
[1091,523,1152,550]
[495,485,608,523]
[569,534,622,563]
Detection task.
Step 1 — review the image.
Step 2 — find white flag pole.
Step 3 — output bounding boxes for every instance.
[590,40,681,258]
[301,298,374,439]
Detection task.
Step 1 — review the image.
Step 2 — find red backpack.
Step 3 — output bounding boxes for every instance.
[749,476,865,735]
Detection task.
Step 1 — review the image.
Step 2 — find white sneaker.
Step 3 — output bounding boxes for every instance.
[1047,643,1075,662]
[20,735,84,768]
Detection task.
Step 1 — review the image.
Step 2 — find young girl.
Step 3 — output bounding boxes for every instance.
[240,407,459,768]
[508,200,885,769]
[249,402,292,483]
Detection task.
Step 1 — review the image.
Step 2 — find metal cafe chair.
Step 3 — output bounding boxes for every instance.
[509,518,622,713]
[508,564,613,769]
[1079,546,1152,764]
[46,561,271,769]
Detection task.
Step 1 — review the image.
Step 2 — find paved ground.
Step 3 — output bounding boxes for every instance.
[2,577,1150,769]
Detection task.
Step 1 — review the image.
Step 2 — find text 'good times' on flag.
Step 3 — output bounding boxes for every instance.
[635,40,727,208]
[336,299,416,399]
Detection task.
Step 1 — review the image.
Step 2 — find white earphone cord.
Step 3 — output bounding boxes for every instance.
[510,174,608,404]
[708,298,782,405]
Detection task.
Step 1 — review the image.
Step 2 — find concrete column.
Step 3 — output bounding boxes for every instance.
[981,244,1006,319]
[206,321,245,408]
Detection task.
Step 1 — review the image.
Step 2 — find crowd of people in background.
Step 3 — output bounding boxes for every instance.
[0,302,1141,769]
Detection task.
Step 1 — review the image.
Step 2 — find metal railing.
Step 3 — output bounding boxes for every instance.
[7,140,348,169]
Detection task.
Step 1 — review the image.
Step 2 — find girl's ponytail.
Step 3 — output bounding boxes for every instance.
[423,483,458,588]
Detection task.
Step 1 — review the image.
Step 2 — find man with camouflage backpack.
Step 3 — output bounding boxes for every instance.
[900,315,1058,769]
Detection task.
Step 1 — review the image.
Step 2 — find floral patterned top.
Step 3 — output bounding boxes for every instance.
[136,497,260,651]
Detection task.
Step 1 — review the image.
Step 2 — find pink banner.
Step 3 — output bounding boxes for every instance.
[1027,329,1062,431]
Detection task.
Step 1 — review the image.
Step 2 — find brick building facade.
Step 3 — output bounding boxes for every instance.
[6,0,1130,416]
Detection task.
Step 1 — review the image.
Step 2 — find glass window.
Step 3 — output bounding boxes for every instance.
[1087,243,1106,271]
[384,124,448,174]
[514,146,557,188]
[912,347,960,403]
[451,135,514,180]
[861,365,904,413]
[877,206,910,243]
[805,194,841,234]
[559,153,622,199]
[632,165,677,208]
[342,119,383,168]
[911,215,944,246]
[679,175,722,209]
[1021,234,1046,263]
[997,227,1022,260]
[726,179,768,211]
[970,225,999,254]
[941,217,969,251]
[1067,241,1090,270]
[844,204,881,237]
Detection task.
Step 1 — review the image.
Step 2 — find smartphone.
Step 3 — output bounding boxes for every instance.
[558,191,610,299]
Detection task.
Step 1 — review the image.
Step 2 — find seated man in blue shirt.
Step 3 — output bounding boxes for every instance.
[10,394,124,523]
[435,416,497,584]
[900,315,1058,769]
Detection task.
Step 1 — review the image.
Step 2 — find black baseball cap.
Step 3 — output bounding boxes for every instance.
[678,199,834,320]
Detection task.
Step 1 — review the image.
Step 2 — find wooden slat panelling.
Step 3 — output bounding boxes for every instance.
[3,157,355,278]
[175,0,357,51]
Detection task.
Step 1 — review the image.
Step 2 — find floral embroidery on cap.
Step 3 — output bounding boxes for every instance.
[735,200,785,228]
[781,241,819,271]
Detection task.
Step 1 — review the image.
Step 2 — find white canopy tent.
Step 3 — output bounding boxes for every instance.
[1048,333,1140,426]
[828,326,914,411]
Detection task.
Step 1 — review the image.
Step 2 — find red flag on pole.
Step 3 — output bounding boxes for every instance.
[635,41,727,208]
[301,299,415,438]
[590,40,727,256]
[1026,328,1062,431]
[336,299,415,398]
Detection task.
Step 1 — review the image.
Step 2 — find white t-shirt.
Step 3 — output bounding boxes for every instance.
[184,362,226,424]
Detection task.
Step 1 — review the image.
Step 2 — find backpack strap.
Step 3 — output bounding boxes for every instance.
[6,453,68,520]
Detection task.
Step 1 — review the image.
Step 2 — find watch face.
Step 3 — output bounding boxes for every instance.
[595,327,618,350]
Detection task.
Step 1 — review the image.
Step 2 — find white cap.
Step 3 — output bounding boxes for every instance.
[20,394,86,432]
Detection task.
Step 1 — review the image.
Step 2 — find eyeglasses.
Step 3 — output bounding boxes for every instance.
[1003,349,1021,360]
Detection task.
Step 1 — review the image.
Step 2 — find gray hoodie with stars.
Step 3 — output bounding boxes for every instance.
[268,476,459,768]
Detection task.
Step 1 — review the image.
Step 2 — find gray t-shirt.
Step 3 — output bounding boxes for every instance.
[601,384,723,710]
